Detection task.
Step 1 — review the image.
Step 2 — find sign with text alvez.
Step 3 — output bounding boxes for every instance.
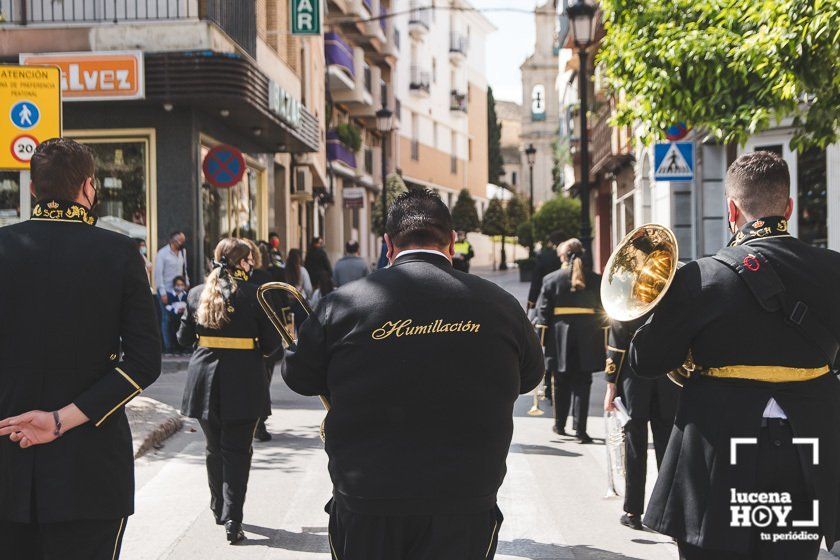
[291,0,321,35]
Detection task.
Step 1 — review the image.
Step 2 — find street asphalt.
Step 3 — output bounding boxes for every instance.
[124,266,837,560]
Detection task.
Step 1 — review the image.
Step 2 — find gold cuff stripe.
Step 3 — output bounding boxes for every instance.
[116,367,142,392]
[553,307,597,315]
[198,336,256,350]
[111,517,126,560]
[703,364,829,383]
[95,389,141,427]
[485,519,499,558]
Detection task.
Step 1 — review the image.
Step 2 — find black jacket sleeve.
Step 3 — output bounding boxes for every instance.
[74,244,162,426]
[282,298,330,397]
[518,310,546,394]
[629,262,704,379]
[527,260,544,309]
[605,320,630,383]
[256,296,284,361]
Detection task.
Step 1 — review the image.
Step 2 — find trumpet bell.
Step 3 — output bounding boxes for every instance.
[601,224,679,322]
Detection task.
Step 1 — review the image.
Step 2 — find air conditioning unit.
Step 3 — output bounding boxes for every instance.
[294,167,313,194]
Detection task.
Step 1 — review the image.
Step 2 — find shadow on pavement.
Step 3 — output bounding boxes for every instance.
[511,443,582,457]
[498,539,653,559]
[239,523,330,552]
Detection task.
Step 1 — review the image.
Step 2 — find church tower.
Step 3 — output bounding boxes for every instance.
[519,1,560,206]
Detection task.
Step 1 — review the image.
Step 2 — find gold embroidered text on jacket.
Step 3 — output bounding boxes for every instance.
[372,319,481,340]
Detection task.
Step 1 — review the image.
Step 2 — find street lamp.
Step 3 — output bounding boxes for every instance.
[376,106,394,238]
[525,143,537,258]
[567,0,597,268]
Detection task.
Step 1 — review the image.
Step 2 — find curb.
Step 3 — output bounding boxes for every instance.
[134,414,184,459]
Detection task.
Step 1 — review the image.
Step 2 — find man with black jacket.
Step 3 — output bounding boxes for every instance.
[283,189,544,560]
[0,139,161,560]
[630,151,840,559]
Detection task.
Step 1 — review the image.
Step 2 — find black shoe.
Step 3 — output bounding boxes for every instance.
[214,514,224,526]
[620,513,643,530]
[225,520,245,544]
[576,433,593,444]
[254,424,272,442]
[552,425,568,436]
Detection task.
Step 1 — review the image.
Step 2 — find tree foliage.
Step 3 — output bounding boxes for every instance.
[372,173,408,236]
[481,198,507,237]
[551,139,570,194]
[487,87,506,183]
[505,193,529,237]
[532,196,580,245]
[451,189,480,232]
[599,0,840,149]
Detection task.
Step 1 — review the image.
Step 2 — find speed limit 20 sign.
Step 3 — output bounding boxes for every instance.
[0,65,62,170]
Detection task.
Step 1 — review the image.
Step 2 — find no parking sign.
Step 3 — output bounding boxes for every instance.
[202,145,246,188]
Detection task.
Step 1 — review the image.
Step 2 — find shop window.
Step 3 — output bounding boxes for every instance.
[797,147,828,248]
[0,173,22,227]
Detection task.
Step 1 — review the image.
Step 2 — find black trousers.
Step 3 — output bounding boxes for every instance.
[551,370,592,435]
[198,414,259,523]
[678,419,821,560]
[623,386,673,515]
[1,518,127,560]
[326,500,503,560]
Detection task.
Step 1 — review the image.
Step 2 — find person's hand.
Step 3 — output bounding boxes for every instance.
[604,382,617,412]
[0,404,88,448]
[160,293,169,305]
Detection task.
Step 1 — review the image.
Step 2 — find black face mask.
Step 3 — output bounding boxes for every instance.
[84,181,99,212]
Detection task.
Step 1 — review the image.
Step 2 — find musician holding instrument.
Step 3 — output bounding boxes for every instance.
[535,238,605,443]
[282,189,544,560]
[624,152,840,560]
[178,238,283,544]
[603,317,677,530]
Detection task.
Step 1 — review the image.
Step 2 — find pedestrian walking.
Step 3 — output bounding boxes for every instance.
[0,138,161,560]
[604,317,677,530]
[304,236,332,289]
[154,230,190,354]
[283,189,544,560]
[284,248,312,333]
[630,151,840,560]
[333,240,369,287]
[452,230,475,273]
[177,238,282,544]
[535,238,604,443]
[135,237,153,285]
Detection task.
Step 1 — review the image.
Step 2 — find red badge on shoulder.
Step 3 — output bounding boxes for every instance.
[743,254,761,271]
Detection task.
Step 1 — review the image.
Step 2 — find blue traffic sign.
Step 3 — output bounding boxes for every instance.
[10,100,40,130]
[654,141,694,182]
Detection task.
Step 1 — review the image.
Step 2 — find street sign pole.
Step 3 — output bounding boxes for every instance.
[20,170,30,222]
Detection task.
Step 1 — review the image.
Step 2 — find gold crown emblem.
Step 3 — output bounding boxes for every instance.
[47,201,59,209]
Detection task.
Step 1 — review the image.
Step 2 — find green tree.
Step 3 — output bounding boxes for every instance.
[372,173,408,236]
[481,198,507,269]
[533,196,581,246]
[551,139,570,193]
[451,188,480,232]
[501,194,530,271]
[599,0,840,149]
[487,87,505,183]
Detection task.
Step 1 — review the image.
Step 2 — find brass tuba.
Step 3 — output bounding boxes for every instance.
[600,224,694,386]
[256,282,331,441]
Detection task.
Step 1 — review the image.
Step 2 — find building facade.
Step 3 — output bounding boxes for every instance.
[495,99,523,191]
[1,0,325,282]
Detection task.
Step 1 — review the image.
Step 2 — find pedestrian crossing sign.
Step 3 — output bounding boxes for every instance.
[654,141,694,182]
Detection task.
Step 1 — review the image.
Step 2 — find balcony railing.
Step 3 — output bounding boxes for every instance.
[364,147,374,175]
[325,32,355,77]
[449,32,468,55]
[408,2,430,30]
[450,89,467,112]
[0,0,256,57]
[363,65,372,94]
[409,65,430,94]
[327,130,357,169]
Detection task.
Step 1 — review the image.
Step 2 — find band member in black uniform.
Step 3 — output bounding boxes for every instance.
[178,238,282,544]
[604,317,678,529]
[283,189,544,560]
[630,151,840,560]
[535,238,605,443]
[0,139,161,560]
[526,231,563,312]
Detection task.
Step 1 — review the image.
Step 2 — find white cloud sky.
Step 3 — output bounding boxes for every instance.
[471,0,541,104]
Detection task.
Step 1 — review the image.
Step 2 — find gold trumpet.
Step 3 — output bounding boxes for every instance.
[256,282,331,440]
[600,224,694,386]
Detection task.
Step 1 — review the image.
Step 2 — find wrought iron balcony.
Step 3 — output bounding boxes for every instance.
[450,89,467,113]
[409,65,430,95]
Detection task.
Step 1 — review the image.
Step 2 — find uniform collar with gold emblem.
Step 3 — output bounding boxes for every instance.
[31,199,97,226]
[728,216,790,247]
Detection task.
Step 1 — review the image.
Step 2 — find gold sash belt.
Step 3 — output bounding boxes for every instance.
[197,336,256,350]
[554,307,597,315]
[702,364,829,383]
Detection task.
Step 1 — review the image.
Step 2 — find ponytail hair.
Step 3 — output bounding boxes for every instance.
[560,238,586,292]
[196,238,252,329]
